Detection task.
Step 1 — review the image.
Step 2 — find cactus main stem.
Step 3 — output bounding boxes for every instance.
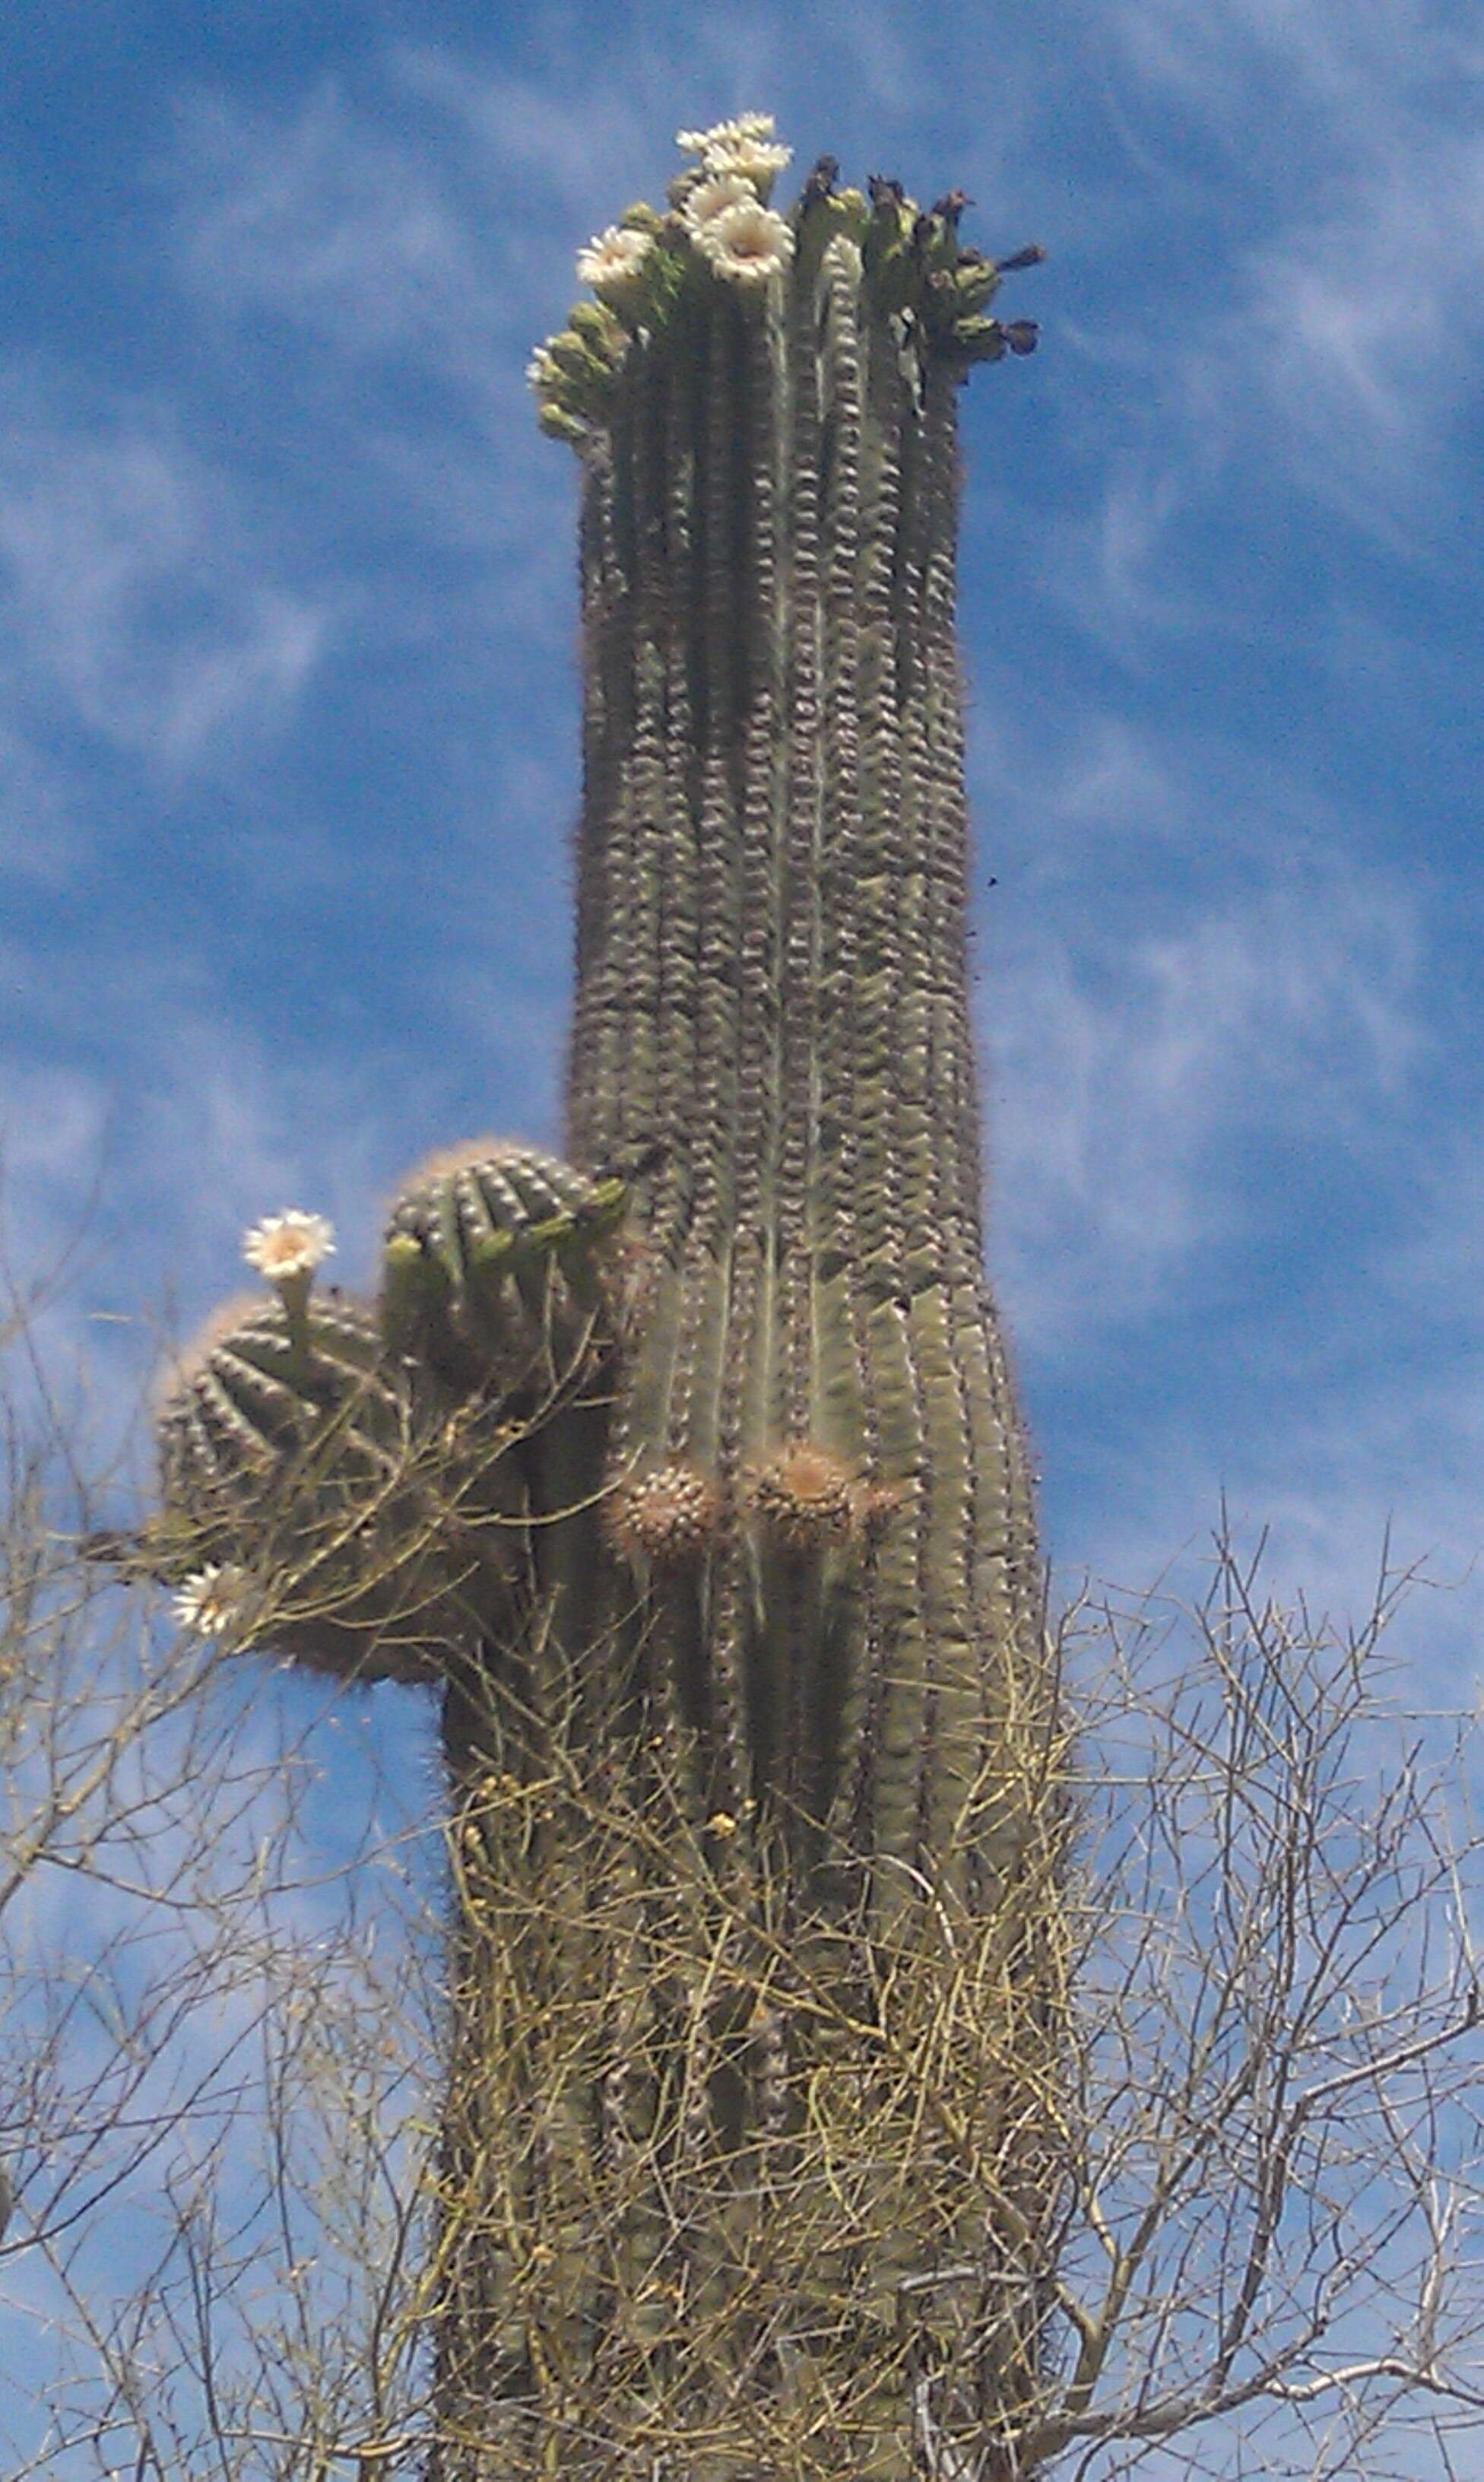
[569,252,1042,1919]
[426,141,1061,2481]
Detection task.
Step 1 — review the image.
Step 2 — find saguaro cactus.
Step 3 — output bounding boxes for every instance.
[518,118,1058,2475]
[543,125,1045,1929]
[119,110,1064,2482]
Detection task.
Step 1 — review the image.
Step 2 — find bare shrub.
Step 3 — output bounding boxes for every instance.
[4,1287,1478,2480]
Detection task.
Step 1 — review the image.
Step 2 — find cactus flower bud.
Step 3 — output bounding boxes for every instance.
[995,242,1047,273]
[949,315,1009,363]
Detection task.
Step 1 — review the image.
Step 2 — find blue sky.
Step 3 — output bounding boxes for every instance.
[3,3,1481,1649]
[3,2,1484,2463]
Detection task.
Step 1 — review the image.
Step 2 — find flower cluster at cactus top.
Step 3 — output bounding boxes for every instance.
[242,1210,336,1281]
[528,110,1042,446]
[173,1564,249,1639]
[674,113,776,151]
[566,110,791,319]
[680,117,799,283]
[527,116,802,439]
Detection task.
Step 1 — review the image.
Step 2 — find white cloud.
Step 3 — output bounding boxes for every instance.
[0,717,78,883]
[163,78,587,665]
[961,0,1484,654]
[392,47,661,227]
[1037,713,1187,843]
[1115,0,1470,135]
[0,1000,426,1477]
[986,860,1424,1352]
[0,1064,109,1300]
[0,367,330,778]
[1210,139,1484,539]
[1050,1342,1484,1706]
[168,59,658,395]
[1111,0,1484,529]
[1382,1113,1484,1316]
[173,84,487,359]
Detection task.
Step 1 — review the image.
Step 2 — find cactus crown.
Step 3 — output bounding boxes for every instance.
[530,114,1042,448]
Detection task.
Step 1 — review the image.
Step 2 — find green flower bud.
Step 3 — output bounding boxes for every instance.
[568,300,626,356]
[544,328,619,419]
[536,401,589,446]
[862,176,920,313]
[948,315,1009,365]
[950,250,1001,315]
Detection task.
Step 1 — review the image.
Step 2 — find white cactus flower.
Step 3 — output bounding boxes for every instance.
[242,1210,336,1282]
[525,342,560,390]
[677,113,778,157]
[575,224,654,297]
[702,136,792,187]
[682,170,758,233]
[694,199,794,285]
[173,1566,249,1639]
